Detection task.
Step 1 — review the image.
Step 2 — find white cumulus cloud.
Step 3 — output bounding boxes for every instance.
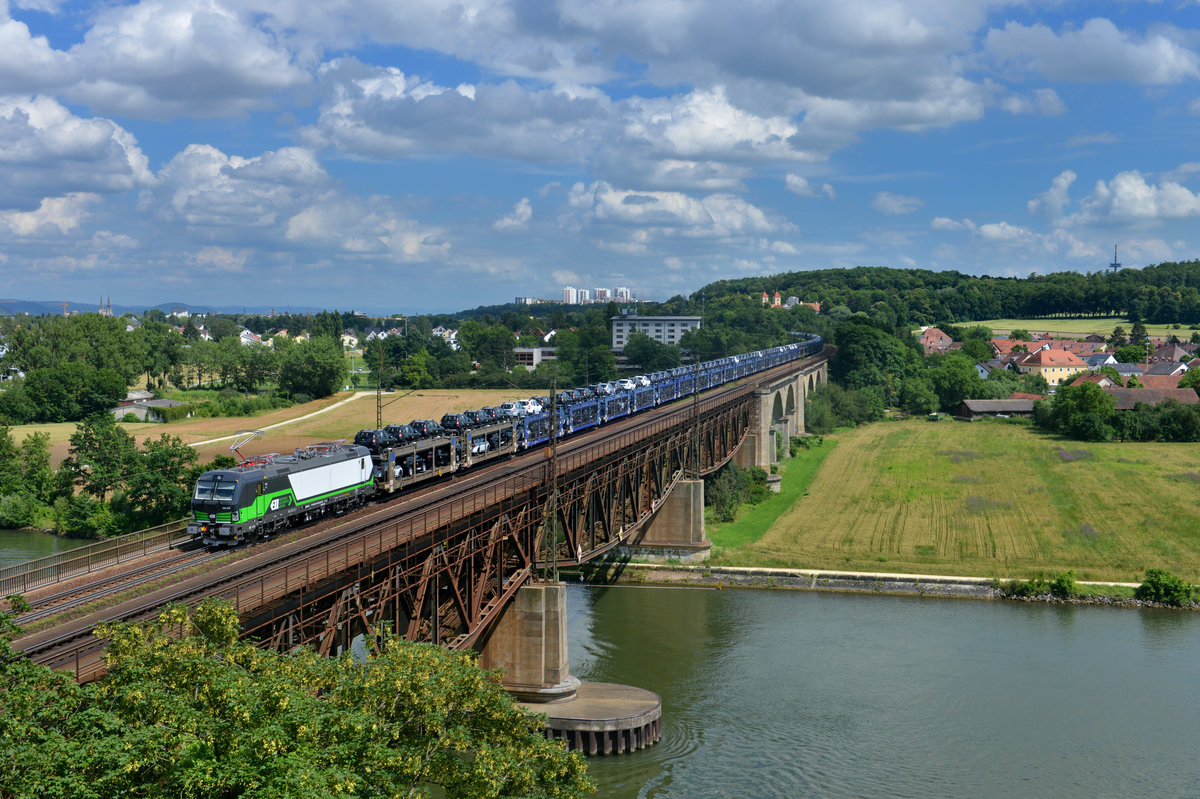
[494,197,532,231]
[785,174,836,199]
[0,95,152,211]
[0,192,98,236]
[66,0,309,118]
[1027,170,1076,219]
[1000,88,1065,115]
[566,180,777,238]
[144,144,328,227]
[1074,170,1200,224]
[871,191,923,215]
[985,18,1200,84]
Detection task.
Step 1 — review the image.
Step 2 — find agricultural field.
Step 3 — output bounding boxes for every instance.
[735,419,1200,584]
[13,389,523,467]
[971,316,1194,339]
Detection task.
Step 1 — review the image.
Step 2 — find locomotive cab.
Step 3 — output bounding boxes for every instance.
[188,468,264,546]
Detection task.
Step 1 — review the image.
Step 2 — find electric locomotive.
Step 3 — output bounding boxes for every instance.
[189,335,824,547]
[189,441,374,546]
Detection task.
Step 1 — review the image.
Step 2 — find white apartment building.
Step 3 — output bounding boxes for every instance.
[562,286,578,304]
[593,288,610,300]
[611,314,701,351]
[614,286,631,301]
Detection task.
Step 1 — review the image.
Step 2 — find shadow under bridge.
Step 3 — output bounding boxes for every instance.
[238,384,756,656]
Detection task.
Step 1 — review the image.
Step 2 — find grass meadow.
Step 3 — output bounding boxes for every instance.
[971,317,1193,339]
[716,419,1200,584]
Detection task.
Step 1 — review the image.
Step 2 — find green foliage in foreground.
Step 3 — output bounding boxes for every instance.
[0,599,593,799]
[1135,568,1197,606]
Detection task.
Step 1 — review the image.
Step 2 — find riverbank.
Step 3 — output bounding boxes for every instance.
[708,420,1200,584]
[609,562,1200,611]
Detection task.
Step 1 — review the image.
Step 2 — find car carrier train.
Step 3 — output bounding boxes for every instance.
[188,335,823,546]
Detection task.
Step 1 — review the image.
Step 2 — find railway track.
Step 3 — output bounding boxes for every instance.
[15,547,227,627]
[15,353,827,679]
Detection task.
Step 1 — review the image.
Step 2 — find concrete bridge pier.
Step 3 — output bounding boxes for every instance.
[479,581,662,755]
[622,478,710,562]
[478,581,578,702]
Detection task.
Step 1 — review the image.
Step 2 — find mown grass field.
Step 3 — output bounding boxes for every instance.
[972,317,1192,339]
[725,419,1200,584]
[12,389,525,467]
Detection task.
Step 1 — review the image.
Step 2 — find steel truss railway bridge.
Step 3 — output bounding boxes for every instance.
[17,350,829,689]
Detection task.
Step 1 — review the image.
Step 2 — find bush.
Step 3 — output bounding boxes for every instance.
[791,434,823,455]
[1002,570,1079,599]
[0,493,44,528]
[1001,575,1048,598]
[122,413,140,423]
[704,463,770,522]
[1049,570,1077,599]
[52,494,122,538]
[1135,568,1196,606]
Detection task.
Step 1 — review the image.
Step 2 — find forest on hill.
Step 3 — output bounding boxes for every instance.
[696,261,1200,326]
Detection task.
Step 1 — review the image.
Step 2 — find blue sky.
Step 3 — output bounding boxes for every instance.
[1,0,1199,314]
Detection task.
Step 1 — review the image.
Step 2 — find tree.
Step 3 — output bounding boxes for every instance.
[0,600,594,799]
[123,433,198,525]
[278,337,349,399]
[61,412,137,502]
[925,353,985,411]
[1130,319,1149,345]
[1009,328,1031,341]
[899,377,938,415]
[237,342,278,392]
[1113,344,1146,364]
[399,348,435,388]
[0,425,23,496]
[1108,326,1127,348]
[1042,382,1117,441]
[960,338,993,362]
[20,431,54,504]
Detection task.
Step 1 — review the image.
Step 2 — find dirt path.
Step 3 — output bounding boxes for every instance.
[188,391,374,447]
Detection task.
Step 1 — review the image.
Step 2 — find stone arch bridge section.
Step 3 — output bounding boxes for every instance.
[734,355,828,471]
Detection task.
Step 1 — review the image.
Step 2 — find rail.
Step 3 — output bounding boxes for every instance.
[0,518,190,596]
[20,351,828,680]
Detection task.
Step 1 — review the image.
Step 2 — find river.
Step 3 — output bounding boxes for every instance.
[0,528,90,569]
[567,584,1200,798]
[3,530,1196,795]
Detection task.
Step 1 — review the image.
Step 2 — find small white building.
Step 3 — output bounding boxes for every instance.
[514,346,557,370]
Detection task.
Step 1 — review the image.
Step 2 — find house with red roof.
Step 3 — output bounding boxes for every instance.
[1014,348,1087,387]
[918,326,954,356]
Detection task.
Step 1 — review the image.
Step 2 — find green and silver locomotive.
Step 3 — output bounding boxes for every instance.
[189,441,374,546]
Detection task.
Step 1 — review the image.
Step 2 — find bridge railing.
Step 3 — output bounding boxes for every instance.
[0,518,190,596]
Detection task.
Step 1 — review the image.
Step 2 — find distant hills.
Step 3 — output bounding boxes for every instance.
[0,299,333,317]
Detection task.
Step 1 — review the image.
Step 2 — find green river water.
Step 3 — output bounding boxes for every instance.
[568,583,1200,798]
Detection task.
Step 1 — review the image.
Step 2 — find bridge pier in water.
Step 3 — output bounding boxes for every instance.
[479,581,662,755]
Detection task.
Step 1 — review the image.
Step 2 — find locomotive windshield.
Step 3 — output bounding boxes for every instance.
[193,479,236,502]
